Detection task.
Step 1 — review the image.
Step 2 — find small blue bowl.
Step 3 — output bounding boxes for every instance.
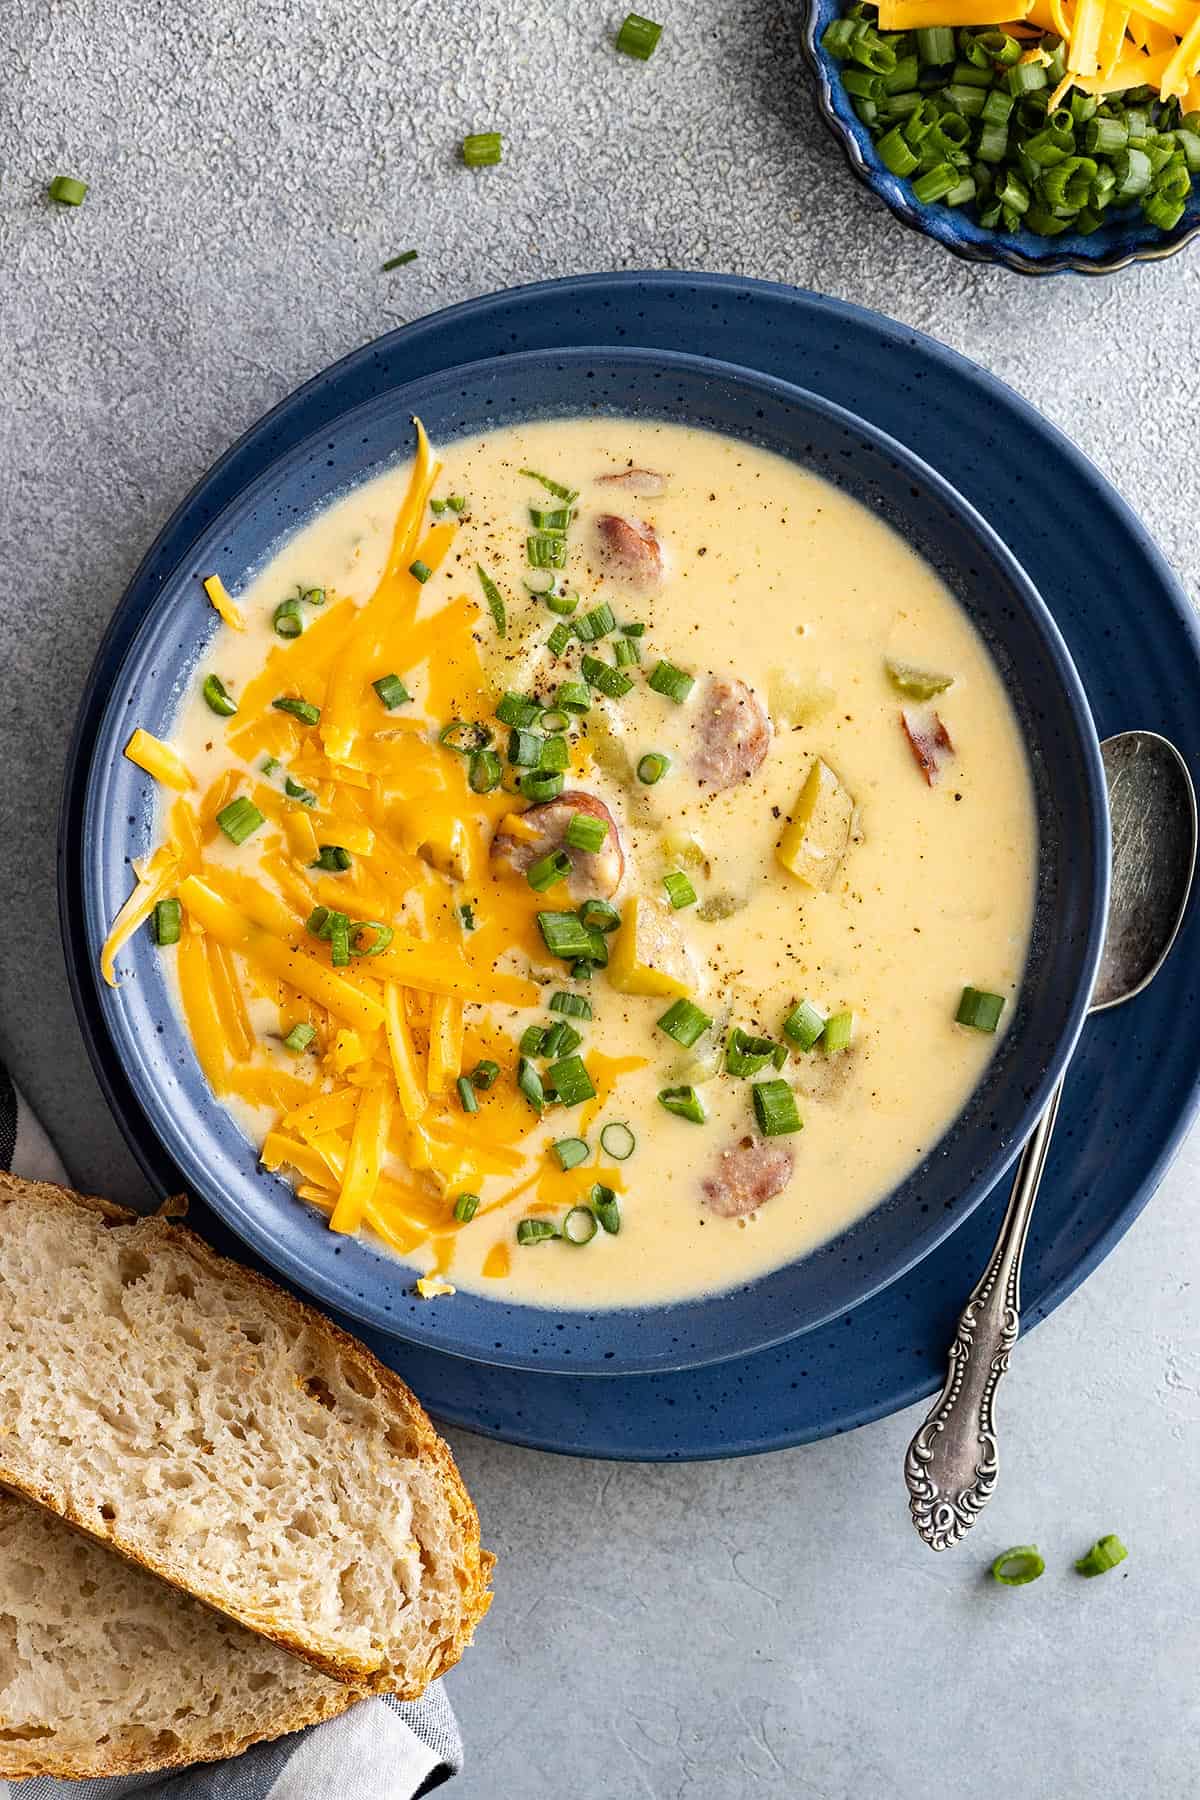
[800,0,1200,275]
[80,345,1109,1374]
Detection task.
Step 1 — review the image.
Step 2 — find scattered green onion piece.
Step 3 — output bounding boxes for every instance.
[301,586,325,607]
[313,844,352,873]
[637,751,670,785]
[469,748,503,793]
[916,24,955,61]
[456,1074,479,1114]
[657,998,713,1048]
[528,533,568,569]
[577,925,609,967]
[821,1010,855,1054]
[216,797,264,846]
[517,1056,546,1112]
[458,903,476,931]
[1008,57,1047,95]
[306,906,332,937]
[474,565,507,636]
[49,174,88,205]
[725,1027,782,1077]
[658,1084,707,1124]
[550,991,592,1019]
[912,162,960,203]
[283,1022,317,1053]
[328,914,351,967]
[547,1054,596,1106]
[1144,190,1186,229]
[990,1545,1045,1586]
[576,602,616,642]
[441,720,493,755]
[260,755,281,775]
[446,494,467,513]
[284,776,316,806]
[565,812,610,852]
[1075,1534,1127,1577]
[373,673,411,709]
[202,674,238,717]
[647,659,694,703]
[783,999,826,1051]
[553,1136,590,1171]
[539,707,571,734]
[878,125,921,175]
[496,692,541,729]
[599,1121,636,1161]
[382,249,418,270]
[613,636,641,667]
[956,987,1005,1032]
[579,896,621,933]
[507,727,543,768]
[273,597,304,638]
[453,1192,480,1222]
[520,469,580,503]
[516,1217,559,1245]
[581,654,634,699]
[547,622,573,657]
[540,1019,574,1060]
[462,132,503,167]
[521,769,565,801]
[663,870,697,910]
[529,504,573,531]
[615,11,662,58]
[538,911,594,960]
[539,735,569,773]
[591,1185,622,1234]
[547,588,581,615]
[408,559,432,584]
[753,1079,803,1137]
[526,849,573,892]
[470,1059,500,1089]
[349,921,393,957]
[272,696,321,726]
[153,898,182,946]
[557,680,591,713]
[562,1205,598,1245]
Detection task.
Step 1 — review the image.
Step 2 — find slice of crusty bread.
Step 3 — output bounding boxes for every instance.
[0,1172,493,1695]
[0,1491,359,1780]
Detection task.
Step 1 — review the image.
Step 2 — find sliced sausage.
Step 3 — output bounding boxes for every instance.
[901,707,954,786]
[596,468,666,497]
[490,790,624,900]
[690,676,772,792]
[594,514,663,587]
[701,1135,795,1218]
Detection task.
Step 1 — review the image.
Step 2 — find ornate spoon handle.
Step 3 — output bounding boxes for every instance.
[904,1081,1064,1550]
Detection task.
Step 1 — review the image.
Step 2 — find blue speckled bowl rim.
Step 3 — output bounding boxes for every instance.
[74,342,1109,1377]
[798,0,1200,276]
[58,273,1200,1456]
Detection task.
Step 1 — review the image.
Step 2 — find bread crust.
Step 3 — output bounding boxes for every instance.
[0,1170,494,1699]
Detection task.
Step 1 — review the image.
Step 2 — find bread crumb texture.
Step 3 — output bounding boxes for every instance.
[0,1173,493,1700]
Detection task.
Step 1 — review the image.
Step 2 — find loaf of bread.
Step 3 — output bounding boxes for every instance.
[0,1492,358,1779]
[0,1173,493,1695]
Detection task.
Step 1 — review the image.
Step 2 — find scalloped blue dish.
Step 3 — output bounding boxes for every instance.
[800,0,1200,275]
[79,343,1107,1377]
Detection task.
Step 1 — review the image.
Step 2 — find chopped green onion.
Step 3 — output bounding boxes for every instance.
[476,565,507,636]
[516,1217,559,1245]
[539,707,571,733]
[557,680,591,713]
[216,797,264,846]
[526,848,573,892]
[663,870,697,910]
[725,1027,782,1077]
[538,911,594,960]
[657,1084,707,1124]
[599,1121,636,1161]
[48,174,88,205]
[520,469,580,503]
[553,1136,590,1170]
[547,1054,596,1106]
[990,1545,1045,1586]
[272,696,321,726]
[657,998,713,1048]
[373,673,411,709]
[550,991,592,1019]
[562,1205,599,1245]
[521,769,565,802]
[453,1192,480,1222]
[637,751,670,785]
[517,1056,546,1112]
[273,597,304,638]
[547,588,581,615]
[591,1184,622,1234]
[565,812,609,853]
[507,727,543,768]
[446,494,467,513]
[575,602,615,642]
[621,620,646,637]
[284,776,316,806]
[539,735,569,773]
[885,657,952,700]
[153,898,182,946]
[956,987,1005,1032]
[456,1074,479,1114]
[301,586,326,607]
[821,1010,855,1054]
[260,755,281,775]
[519,1024,548,1057]
[616,11,662,58]
[306,906,332,937]
[648,659,694,703]
[752,1079,802,1136]
[547,622,573,657]
[283,1022,317,1053]
[313,844,352,873]
[462,131,503,167]
[541,1019,580,1060]
[495,692,541,729]
[783,999,826,1051]
[916,25,955,62]
[382,249,418,270]
[576,925,609,967]
[349,920,393,957]
[530,504,573,531]
[409,559,432,583]
[524,569,557,596]
[469,748,503,793]
[328,913,351,967]
[581,654,634,699]
[440,720,493,755]
[470,1059,500,1089]
[528,533,568,569]
[202,674,238,717]
[613,636,641,667]
[579,897,621,933]
[458,903,476,931]
[1074,1534,1127,1577]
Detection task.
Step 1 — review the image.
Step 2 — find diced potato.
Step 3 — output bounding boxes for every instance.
[769,667,836,726]
[776,758,854,891]
[609,895,700,998]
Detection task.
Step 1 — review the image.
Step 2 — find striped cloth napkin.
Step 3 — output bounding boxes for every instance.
[0,1067,463,1800]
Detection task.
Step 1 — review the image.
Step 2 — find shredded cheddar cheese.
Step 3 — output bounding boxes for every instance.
[124,729,194,792]
[203,573,246,632]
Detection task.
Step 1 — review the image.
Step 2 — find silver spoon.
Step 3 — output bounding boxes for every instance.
[905,730,1197,1551]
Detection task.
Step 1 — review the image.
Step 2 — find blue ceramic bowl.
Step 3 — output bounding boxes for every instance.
[800,0,1200,275]
[80,345,1109,1374]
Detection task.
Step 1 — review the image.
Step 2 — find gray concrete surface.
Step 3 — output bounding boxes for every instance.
[3,2,1198,1794]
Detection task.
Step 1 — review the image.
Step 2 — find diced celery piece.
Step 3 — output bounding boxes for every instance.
[885,657,953,701]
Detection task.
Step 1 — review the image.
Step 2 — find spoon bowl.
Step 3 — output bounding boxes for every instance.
[1093,732,1198,1011]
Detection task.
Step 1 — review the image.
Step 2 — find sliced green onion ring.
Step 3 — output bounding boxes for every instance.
[599,1121,635,1161]
[990,1545,1045,1586]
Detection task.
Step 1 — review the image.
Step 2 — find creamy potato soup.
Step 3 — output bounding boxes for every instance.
[104,417,1036,1310]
